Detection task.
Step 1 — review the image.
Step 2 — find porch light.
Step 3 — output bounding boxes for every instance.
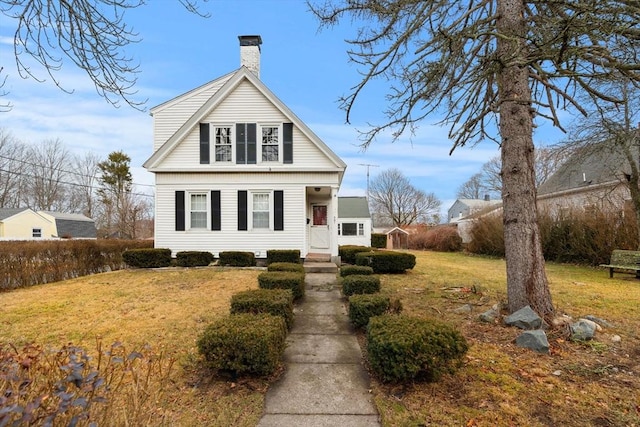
[314,187,321,192]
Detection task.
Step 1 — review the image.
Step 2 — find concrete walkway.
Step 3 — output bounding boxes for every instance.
[257,271,381,427]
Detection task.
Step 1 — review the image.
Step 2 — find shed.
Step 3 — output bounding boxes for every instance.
[386,226,409,249]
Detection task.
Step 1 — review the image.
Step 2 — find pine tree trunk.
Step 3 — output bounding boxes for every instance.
[497,0,554,318]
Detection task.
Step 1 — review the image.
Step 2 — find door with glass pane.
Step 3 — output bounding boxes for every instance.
[310,204,329,249]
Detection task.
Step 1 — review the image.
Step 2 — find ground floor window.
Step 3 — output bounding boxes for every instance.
[339,222,365,236]
[32,228,42,238]
[252,192,270,229]
[190,193,208,229]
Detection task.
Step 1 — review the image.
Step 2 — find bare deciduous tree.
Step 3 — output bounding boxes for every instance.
[369,168,441,227]
[67,152,100,217]
[457,149,563,199]
[0,0,208,109]
[25,138,71,211]
[310,0,640,317]
[0,129,27,207]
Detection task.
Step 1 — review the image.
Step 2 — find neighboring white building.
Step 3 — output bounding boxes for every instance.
[337,196,371,247]
[537,143,630,215]
[143,35,346,261]
[448,197,500,223]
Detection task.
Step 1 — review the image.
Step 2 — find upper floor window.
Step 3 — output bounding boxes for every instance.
[215,126,232,162]
[190,193,208,229]
[262,126,279,162]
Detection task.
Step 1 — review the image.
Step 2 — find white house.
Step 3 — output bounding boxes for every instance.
[143,35,346,261]
[337,196,371,247]
[447,197,500,223]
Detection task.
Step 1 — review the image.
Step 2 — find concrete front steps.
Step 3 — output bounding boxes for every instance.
[304,253,338,274]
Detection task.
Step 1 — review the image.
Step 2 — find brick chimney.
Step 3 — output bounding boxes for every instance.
[239,35,262,78]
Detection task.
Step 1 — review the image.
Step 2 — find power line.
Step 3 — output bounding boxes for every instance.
[0,154,155,187]
[0,167,154,199]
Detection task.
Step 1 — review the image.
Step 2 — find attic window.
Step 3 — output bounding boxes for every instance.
[262,126,279,162]
[215,126,232,162]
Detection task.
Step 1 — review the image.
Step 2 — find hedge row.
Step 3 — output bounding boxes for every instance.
[355,250,416,273]
[0,239,152,291]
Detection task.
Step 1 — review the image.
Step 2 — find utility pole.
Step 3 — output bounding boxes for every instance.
[358,163,379,199]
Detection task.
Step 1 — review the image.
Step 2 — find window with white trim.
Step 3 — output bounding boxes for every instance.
[338,222,365,236]
[190,193,208,229]
[214,126,232,162]
[32,228,42,238]
[261,126,279,162]
[252,192,270,229]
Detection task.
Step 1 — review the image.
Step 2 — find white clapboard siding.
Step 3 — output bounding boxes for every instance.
[154,80,337,170]
[337,217,372,248]
[151,74,235,150]
[154,179,313,256]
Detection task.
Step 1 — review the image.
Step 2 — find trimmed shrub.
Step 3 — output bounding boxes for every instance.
[122,248,172,268]
[218,251,256,267]
[231,289,294,329]
[339,245,372,264]
[266,249,301,265]
[176,251,215,267]
[341,274,380,296]
[367,315,469,383]
[355,250,416,273]
[0,239,152,291]
[371,233,387,249]
[340,265,374,277]
[267,262,306,274]
[348,294,393,329]
[409,226,463,252]
[197,313,286,376]
[258,271,306,300]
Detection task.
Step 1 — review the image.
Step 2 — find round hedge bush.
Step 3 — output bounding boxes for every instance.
[366,314,468,383]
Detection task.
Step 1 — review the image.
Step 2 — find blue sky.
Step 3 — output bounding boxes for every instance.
[0,0,567,219]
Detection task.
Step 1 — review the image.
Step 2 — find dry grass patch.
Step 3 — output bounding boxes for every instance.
[0,267,266,426]
[373,251,640,427]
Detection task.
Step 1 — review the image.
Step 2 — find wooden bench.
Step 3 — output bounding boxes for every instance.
[600,250,640,278]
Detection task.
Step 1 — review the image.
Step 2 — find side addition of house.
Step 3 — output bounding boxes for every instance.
[143,36,346,261]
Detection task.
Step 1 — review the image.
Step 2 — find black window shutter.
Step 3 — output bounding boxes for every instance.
[238,190,248,231]
[274,190,284,231]
[199,123,210,164]
[247,123,257,164]
[283,123,293,164]
[175,191,185,231]
[211,190,221,231]
[236,123,246,164]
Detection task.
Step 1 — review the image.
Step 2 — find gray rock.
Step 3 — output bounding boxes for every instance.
[583,315,613,329]
[570,319,597,341]
[504,305,542,330]
[479,308,499,323]
[453,304,473,314]
[515,330,550,354]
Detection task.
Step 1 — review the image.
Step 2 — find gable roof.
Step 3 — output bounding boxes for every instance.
[538,143,626,196]
[38,212,97,238]
[143,66,346,174]
[338,197,371,219]
[0,208,30,221]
